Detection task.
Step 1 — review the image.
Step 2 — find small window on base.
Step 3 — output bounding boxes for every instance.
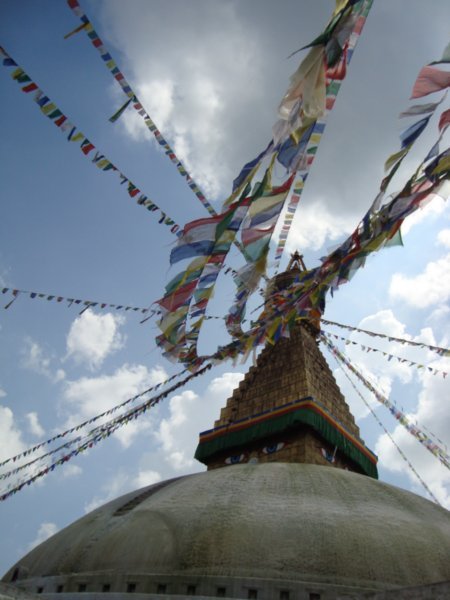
[309,593,321,600]
[127,583,137,593]
[78,583,87,592]
[36,587,43,594]
[217,587,226,597]
[187,584,196,595]
[102,583,111,592]
[157,584,167,594]
[248,589,258,600]
[56,584,64,593]
[280,591,289,600]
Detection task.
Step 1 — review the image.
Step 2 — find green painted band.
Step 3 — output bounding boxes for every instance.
[195,406,378,479]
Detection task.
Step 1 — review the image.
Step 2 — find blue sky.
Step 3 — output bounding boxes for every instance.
[1,0,449,574]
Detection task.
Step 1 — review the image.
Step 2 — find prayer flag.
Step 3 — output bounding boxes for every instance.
[411,66,450,99]
[399,116,430,148]
[438,108,450,132]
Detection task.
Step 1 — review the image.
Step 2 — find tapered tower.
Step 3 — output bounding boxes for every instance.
[195,252,378,478]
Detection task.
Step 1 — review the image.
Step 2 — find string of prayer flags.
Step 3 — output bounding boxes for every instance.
[328,347,441,505]
[273,176,305,265]
[382,45,450,193]
[271,0,374,270]
[153,0,376,351]
[322,318,450,359]
[226,172,295,338]
[321,334,450,471]
[0,46,181,236]
[65,0,215,218]
[0,364,212,501]
[153,8,446,371]
[1,286,156,316]
[0,366,190,471]
[154,138,448,372]
[156,180,258,367]
[230,143,449,362]
[175,155,447,370]
[0,362,190,483]
[322,330,450,378]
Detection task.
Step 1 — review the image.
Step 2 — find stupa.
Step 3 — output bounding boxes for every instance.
[2,255,450,599]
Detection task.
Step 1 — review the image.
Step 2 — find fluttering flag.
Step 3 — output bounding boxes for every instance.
[170,215,224,265]
[226,173,295,338]
[411,66,450,99]
[109,96,134,123]
[438,108,450,133]
[156,181,256,366]
[399,99,444,118]
[400,116,431,148]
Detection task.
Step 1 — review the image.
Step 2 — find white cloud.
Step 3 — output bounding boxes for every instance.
[400,193,447,236]
[0,405,26,463]
[61,464,83,479]
[62,364,168,448]
[0,387,6,398]
[155,371,244,471]
[25,412,45,438]
[65,309,125,371]
[437,228,450,248]
[21,338,65,383]
[84,471,130,513]
[27,522,58,552]
[285,200,354,253]
[389,253,450,308]
[121,79,175,140]
[103,1,269,199]
[132,469,162,489]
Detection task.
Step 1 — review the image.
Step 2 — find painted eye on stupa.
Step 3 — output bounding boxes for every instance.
[262,442,285,455]
[225,454,246,465]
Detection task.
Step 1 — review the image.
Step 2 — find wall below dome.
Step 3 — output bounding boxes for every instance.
[3,464,450,600]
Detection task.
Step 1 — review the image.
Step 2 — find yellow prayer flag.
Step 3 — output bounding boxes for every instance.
[69,132,85,143]
[40,102,58,115]
[384,146,410,172]
[432,155,450,175]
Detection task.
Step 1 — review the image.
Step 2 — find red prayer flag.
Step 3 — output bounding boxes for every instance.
[411,66,450,99]
[438,108,450,132]
[22,82,38,93]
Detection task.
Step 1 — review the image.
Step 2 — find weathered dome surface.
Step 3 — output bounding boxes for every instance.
[3,463,450,597]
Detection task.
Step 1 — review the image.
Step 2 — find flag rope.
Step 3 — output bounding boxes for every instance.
[327,347,441,505]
